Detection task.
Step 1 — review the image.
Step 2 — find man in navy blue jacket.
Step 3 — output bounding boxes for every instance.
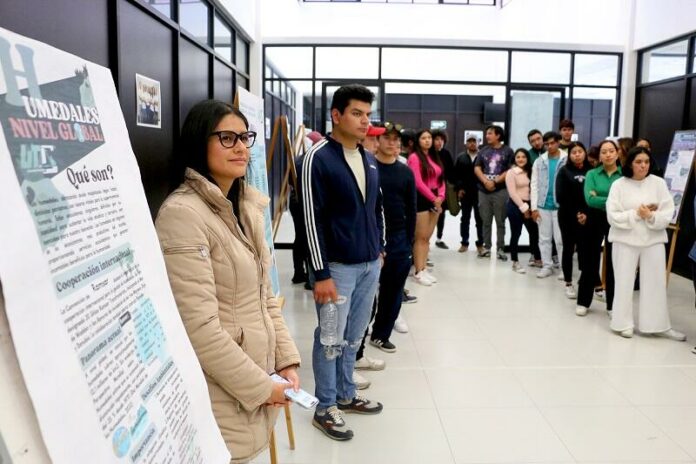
[302,84,385,441]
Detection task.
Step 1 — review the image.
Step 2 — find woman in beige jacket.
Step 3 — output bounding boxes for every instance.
[155,100,301,463]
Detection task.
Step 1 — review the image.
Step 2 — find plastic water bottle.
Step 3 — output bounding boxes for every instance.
[319,295,347,346]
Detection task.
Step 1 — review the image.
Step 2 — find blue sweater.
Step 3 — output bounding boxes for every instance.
[301,136,385,281]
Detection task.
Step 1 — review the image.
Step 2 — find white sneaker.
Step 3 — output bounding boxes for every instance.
[425,269,437,283]
[575,305,588,316]
[565,285,577,299]
[355,355,386,371]
[594,288,606,301]
[393,315,409,334]
[536,267,553,279]
[408,266,415,277]
[413,271,432,286]
[512,261,526,274]
[353,371,371,389]
[619,328,634,338]
[658,329,687,342]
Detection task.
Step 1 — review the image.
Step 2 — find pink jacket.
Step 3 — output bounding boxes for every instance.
[407,153,445,203]
[505,166,530,213]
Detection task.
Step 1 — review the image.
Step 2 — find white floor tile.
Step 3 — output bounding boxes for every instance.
[640,406,696,459]
[440,407,573,463]
[597,367,696,406]
[514,368,630,407]
[426,368,534,409]
[540,406,692,462]
[268,214,696,464]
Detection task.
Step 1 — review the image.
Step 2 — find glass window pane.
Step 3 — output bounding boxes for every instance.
[236,37,248,73]
[572,87,616,147]
[511,51,570,84]
[148,0,172,18]
[237,74,248,90]
[641,40,688,83]
[693,38,696,73]
[316,47,379,79]
[265,47,313,78]
[512,52,570,84]
[382,48,508,82]
[180,0,209,44]
[574,54,619,86]
[213,15,232,62]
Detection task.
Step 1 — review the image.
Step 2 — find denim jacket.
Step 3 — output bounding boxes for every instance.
[530,152,567,211]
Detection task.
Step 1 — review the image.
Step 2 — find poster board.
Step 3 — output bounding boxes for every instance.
[0,27,229,463]
[663,130,696,224]
[234,87,280,295]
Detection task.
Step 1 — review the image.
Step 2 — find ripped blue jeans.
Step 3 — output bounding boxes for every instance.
[312,259,381,410]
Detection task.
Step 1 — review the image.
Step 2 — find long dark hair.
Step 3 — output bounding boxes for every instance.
[413,129,443,181]
[511,148,532,179]
[176,99,249,218]
[566,142,592,172]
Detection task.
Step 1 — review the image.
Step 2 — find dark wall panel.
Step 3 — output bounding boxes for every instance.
[213,59,234,104]
[637,80,686,168]
[179,38,210,126]
[117,0,175,217]
[0,0,109,67]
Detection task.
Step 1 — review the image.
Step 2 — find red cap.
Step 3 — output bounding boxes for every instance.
[306,131,323,144]
[366,125,386,137]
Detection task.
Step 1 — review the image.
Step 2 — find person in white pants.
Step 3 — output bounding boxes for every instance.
[530,132,567,279]
[606,147,685,341]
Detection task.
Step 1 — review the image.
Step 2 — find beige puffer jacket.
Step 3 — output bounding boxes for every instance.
[155,169,301,463]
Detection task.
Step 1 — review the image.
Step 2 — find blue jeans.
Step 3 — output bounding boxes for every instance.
[312,259,381,410]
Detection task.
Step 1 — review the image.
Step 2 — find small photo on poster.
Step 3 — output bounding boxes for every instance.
[136,73,161,128]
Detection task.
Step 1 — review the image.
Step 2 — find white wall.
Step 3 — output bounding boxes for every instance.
[632,0,696,50]
[261,0,628,51]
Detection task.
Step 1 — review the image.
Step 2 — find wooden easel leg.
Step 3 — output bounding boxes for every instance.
[269,429,278,464]
[666,227,679,286]
[268,430,278,464]
[284,403,296,450]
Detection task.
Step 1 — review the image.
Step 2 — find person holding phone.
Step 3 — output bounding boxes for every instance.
[606,146,686,340]
[156,100,301,462]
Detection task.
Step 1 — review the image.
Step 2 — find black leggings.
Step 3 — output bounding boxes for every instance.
[558,210,587,284]
[577,212,614,310]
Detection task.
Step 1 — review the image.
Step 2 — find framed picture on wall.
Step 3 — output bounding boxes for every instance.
[135,73,161,128]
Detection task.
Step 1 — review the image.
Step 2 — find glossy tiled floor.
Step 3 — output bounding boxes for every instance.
[253,221,696,464]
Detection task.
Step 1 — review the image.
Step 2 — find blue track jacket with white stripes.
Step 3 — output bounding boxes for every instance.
[301,136,385,281]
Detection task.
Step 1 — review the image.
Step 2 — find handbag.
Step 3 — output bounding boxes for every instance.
[445,182,461,216]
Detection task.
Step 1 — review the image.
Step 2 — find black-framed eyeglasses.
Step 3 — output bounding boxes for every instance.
[210,130,257,148]
[384,121,403,132]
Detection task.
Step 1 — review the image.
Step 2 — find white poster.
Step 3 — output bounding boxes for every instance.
[0,28,229,463]
[235,87,280,295]
[663,130,696,223]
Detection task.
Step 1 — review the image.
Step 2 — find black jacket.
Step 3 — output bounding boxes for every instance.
[453,151,479,199]
[556,162,590,218]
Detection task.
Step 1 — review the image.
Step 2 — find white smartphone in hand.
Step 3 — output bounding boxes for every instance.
[270,373,319,409]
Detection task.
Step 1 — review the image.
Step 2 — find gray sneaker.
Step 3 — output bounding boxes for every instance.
[497,250,508,261]
[313,406,354,441]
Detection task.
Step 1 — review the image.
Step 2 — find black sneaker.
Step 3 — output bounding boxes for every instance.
[402,293,418,304]
[426,258,434,267]
[435,240,449,249]
[369,338,396,353]
[337,395,383,415]
[312,406,353,441]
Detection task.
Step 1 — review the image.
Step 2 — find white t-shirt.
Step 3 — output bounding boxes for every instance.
[343,146,366,201]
